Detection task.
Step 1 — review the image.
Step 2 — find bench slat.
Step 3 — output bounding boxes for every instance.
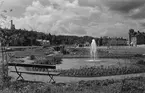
[10,71,60,76]
[8,63,56,69]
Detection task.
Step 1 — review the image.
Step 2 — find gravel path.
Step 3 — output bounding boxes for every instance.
[9,71,145,83]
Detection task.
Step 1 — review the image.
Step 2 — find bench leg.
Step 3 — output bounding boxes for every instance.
[48,75,55,83]
[14,65,24,81]
[16,73,24,81]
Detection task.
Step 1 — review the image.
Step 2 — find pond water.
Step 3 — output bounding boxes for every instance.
[56,58,142,70]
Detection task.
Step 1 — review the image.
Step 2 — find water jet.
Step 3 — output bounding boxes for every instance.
[88,39,101,62]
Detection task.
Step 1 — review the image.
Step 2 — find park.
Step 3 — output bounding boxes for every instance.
[1,0,145,93]
[1,41,145,93]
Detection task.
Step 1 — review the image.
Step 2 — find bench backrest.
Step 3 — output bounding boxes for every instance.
[8,63,56,69]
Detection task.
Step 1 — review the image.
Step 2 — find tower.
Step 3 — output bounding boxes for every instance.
[10,20,15,30]
[128,29,134,45]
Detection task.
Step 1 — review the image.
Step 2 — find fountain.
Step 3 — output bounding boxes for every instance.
[90,39,97,60]
[88,39,101,62]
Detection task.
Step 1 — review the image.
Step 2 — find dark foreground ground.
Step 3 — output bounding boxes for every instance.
[1,76,145,93]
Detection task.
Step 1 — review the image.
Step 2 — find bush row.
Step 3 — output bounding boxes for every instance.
[57,65,145,77]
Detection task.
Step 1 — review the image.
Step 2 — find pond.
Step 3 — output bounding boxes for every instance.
[56,58,142,70]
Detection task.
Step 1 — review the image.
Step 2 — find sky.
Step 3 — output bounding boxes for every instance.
[1,0,145,38]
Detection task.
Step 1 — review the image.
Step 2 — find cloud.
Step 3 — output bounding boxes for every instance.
[12,0,98,36]
[78,0,102,7]
[104,0,145,14]
[138,20,145,29]
[12,0,137,37]
[49,0,79,9]
[103,0,145,20]
[1,0,31,17]
[140,23,145,27]
[3,0,145,38]
[25,1,52,15]
[1,0,51,17]
[68,23,87,35]
[129,6,145,19]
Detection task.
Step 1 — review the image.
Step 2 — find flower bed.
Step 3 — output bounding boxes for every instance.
[57,65,145,77]
[26,62,145,77]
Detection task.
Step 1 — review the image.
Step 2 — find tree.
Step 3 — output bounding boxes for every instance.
[129,29,134,33]
[0,1,13,87]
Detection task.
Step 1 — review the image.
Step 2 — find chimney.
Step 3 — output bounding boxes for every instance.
[11,20,13,29]
[11,20,13,25]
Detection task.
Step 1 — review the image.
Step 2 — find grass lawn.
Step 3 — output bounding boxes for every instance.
[9,45,145,58]
[63,46,145,58]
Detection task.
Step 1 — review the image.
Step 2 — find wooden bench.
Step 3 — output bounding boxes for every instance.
[8,63,60,83]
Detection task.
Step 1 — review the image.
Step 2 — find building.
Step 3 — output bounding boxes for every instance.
[130,36,137,46]
[76,42,90,48]
[84,42,90,47]
[98,37,127,46]
[36,39,50,46]
[129,29,145,45]
[77,44,84,47]
[10,20,15,30]
[108,38,127,46]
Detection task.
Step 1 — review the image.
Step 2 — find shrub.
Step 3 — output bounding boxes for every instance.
[2,77,145,93]
[26,56,62,71]
[137,60,145,65]
[33,56,62,65]
[134,54,143,57]
[30,55,35,60]
[57,65,145,77]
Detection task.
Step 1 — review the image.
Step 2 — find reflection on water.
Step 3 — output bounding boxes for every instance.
[86,59,102,62]
[56,58,142,70]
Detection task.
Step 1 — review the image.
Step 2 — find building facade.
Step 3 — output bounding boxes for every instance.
[10,20,15,30]
[36,39,50,46]
[129,30,145,45]
[98,36,127,46]
[108,38,127,46]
